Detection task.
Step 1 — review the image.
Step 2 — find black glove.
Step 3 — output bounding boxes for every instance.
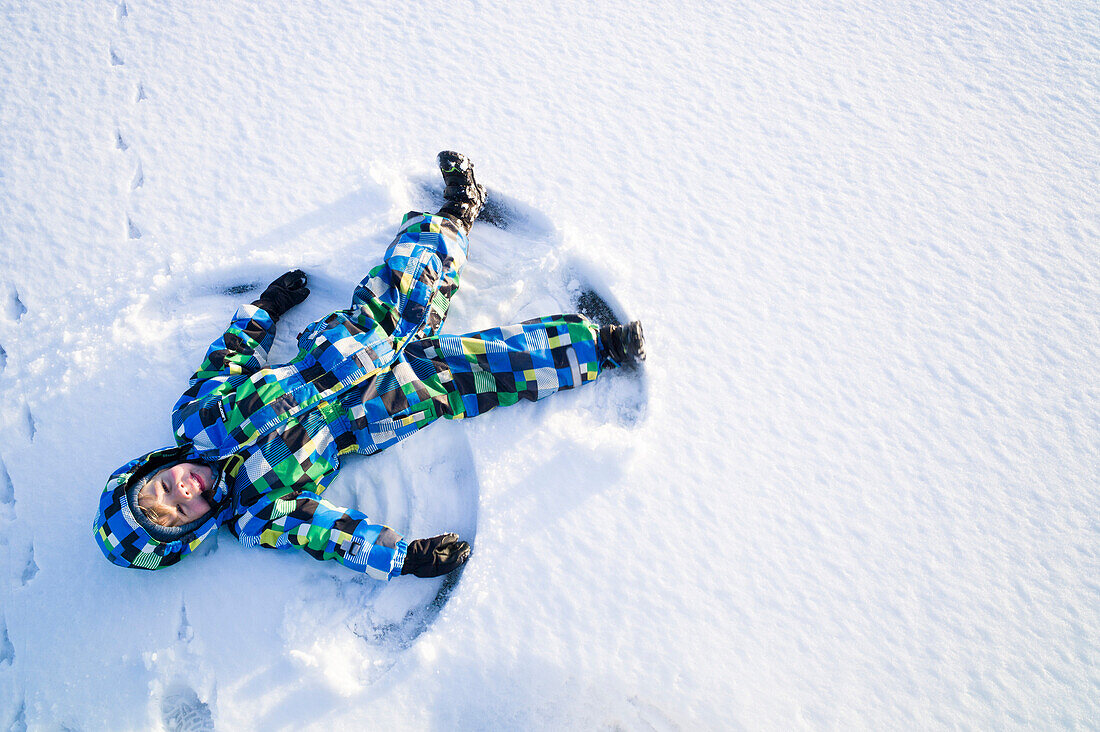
[252,269,309,320]
[401,533,471,578]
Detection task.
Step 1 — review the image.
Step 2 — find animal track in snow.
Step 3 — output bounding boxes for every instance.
[0,617,13,665]
[161,682,214,732]
[0,343,6,373]
[116,1,128,22]
[22,404,35,441]
[177,601,193,643]
[9,698,26,732]
[6,289,26,321]
[21,543,38,585]
[127,217,142,239]
[136,83,147,102]
[115,130,128,151]
[131,163,144,190]
[109,46,124,66]
[0,457,13,506]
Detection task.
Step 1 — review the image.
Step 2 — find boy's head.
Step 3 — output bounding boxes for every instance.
[94,445,230,571]
[135,462,215,527]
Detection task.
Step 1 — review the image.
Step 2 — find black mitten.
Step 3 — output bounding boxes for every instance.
[401,533,471,578]
[252,269,309,320]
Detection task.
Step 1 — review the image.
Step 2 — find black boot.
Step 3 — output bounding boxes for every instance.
[436,151,486,234]
[598,320,646,368]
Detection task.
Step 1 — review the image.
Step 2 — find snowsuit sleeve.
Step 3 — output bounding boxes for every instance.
[172,303,277,427]
[233,489,408,580]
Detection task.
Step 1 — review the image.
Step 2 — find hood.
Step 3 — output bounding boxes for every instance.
[93,444,234,570]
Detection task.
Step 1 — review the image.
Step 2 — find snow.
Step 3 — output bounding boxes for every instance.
[0,0,1097,728]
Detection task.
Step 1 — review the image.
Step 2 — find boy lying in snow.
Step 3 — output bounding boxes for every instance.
[94,152,645,579]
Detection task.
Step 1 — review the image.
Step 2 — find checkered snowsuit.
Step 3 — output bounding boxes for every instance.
[94,212,605,577]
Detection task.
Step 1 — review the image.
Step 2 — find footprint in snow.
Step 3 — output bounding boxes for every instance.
[21,403,35,441]
[0,616,13,665]
[0,456,13,506]
[21,543,38,586]
[115,130,128,151]
[135,83,147,103]
[127,217,142,239]
[177,601,193,644]
[149,603,211,729]
[8,699,26,732]
[6,289,26,322]
[131,163,144,191]
[109,46,124,66]
[116,1,128,22]
[160,682,214,732]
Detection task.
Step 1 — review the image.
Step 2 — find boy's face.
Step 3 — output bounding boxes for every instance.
[139,462,214,526]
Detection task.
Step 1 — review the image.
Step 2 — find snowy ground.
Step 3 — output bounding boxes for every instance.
[0,1,1097,729]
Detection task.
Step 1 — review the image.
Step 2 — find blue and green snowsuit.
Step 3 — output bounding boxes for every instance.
[94,212,607,578]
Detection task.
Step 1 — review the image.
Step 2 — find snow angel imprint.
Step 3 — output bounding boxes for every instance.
[93,152,646,580]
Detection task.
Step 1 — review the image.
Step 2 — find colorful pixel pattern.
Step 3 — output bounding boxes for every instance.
[94,212,608,577]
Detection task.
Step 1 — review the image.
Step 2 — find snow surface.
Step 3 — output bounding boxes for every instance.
[1,0,1097,728]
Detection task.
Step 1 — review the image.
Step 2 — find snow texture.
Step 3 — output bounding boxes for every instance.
[0,0,1097,728]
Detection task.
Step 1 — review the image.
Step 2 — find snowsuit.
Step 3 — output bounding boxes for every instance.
[94,212,605,578]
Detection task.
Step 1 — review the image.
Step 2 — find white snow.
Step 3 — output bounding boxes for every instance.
[0,0,1097,728]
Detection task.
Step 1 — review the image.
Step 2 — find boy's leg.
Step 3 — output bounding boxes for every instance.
[303,154,488,356]
[404,314,604,420]
[347,211,468,339]
[344,314,608,454]
[293,210,468,380]
[342,152,484,341]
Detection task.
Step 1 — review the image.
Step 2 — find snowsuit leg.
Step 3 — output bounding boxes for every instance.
[347,211,467,341]
[294,212,468,378]
[345,314,603,454]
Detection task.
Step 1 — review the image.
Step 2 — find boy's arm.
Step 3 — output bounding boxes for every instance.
[173,271,310,418]
[233,490,408,580]
[173,303,279,413]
